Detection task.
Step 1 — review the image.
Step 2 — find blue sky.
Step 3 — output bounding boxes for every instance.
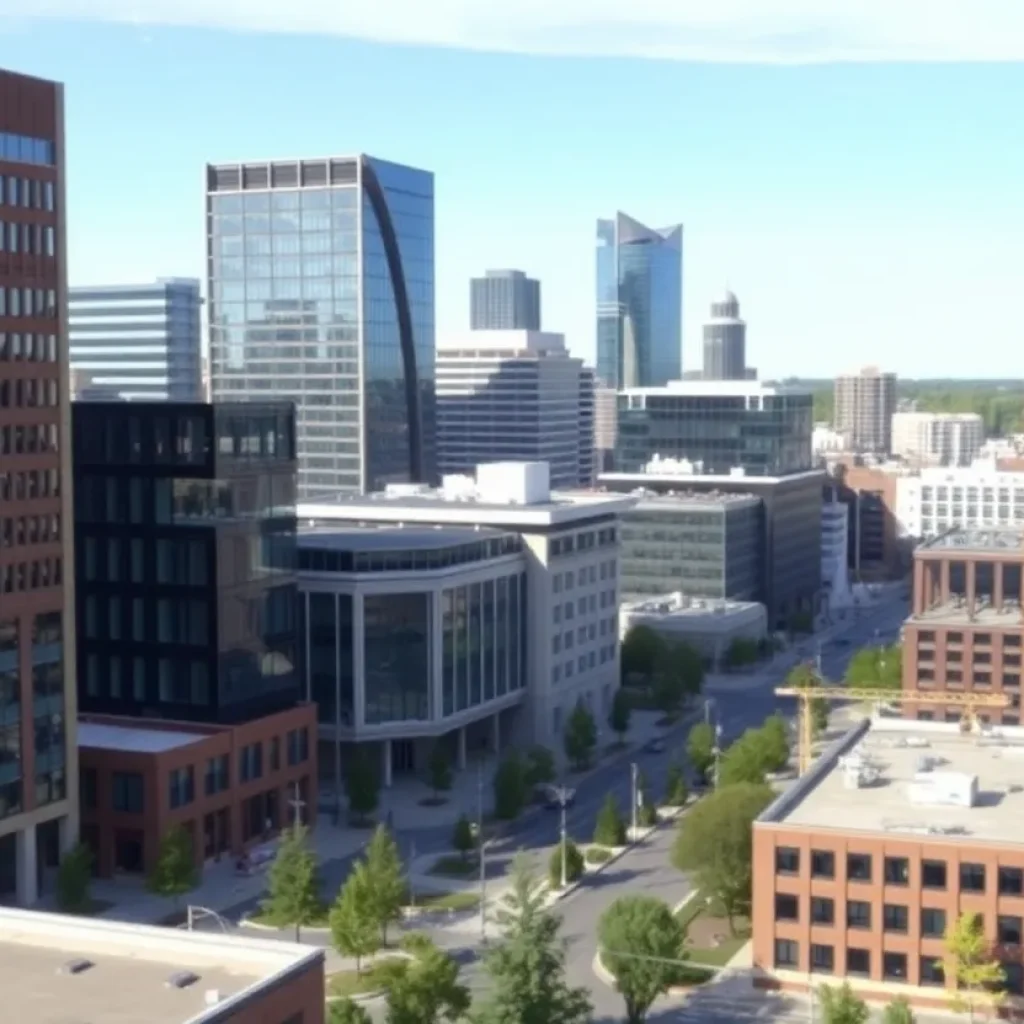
[4,5,1024,377]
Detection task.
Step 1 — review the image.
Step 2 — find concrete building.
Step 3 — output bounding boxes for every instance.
[206,155,435,499]
[0,906,324,1023]
[298,462,637,752]
[69,279,202,402]
[600,460,824,629]
[813,424,847,460]
[753,716,1024,1011]
[470,269,540,331]
[903,528,1024,726]
[833,367,897,455]
[592,380,617,474]
[616,380,813,478]
[618,491,761,602]
[821,486,854,613]
[578,365,595,487]
[701,290,747,380]
[0,68,78,907]
[891,411,984,468]
[896,462,1024,540]
[619,594,766,668]
[436,330,592,488]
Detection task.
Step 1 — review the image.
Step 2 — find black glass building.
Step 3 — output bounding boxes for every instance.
[72,401,300,725]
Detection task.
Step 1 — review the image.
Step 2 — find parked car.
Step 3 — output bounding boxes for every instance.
[643,738,666,754]
[539,784,576,810]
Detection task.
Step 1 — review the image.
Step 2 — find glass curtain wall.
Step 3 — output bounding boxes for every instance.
[363,592,430,723]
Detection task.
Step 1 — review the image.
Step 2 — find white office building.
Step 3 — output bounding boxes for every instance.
[69,278,202,401]
[297,462,636,775]
[821,488,853,611]
[436,330,593,487]
[896,462,1024,539]
[891,411,984,467]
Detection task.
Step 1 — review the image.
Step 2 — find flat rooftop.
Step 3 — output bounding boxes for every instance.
[619,379,811,398]
[0,908,322,1024]
[78,722,205,754]
[628,489,760,510]
[919,527,1024,555]
[599,468,825,488]
[767,719,1024,845]
[908,599,1024,628]
[299,524,512,552]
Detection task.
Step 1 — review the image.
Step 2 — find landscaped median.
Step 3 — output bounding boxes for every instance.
[326,953,412,1003]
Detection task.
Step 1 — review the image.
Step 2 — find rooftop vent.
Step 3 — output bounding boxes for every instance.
[204,990,223,1006]
[59,958,94,975]
[167,971,201,990]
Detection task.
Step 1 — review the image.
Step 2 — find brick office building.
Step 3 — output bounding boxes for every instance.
[903,528,1024,725]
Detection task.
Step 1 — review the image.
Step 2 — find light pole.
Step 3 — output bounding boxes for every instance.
[408,840,417,910]
[554,783,572,888]
[477,764,486,944]
[713,723,723,789]
[630,762,638,838]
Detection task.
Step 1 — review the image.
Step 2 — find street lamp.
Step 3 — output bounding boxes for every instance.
[554,783,572,888]
[630,762,639,838]
[477,764,487,944]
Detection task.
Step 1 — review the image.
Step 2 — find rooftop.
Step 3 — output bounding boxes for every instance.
[907,599,1023,628]
[619,379,810,398]
[0,908,322,1024]
[919,527,1024,555]
[438,329,568,353]
[621,593,764,622]
[627,488,760,511]
[298,524,513,552]
[764,718,1024,846]
[600,464,825,488]
[78,722,206,755]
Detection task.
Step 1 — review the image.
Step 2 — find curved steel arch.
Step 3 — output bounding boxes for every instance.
[360,157,423,482]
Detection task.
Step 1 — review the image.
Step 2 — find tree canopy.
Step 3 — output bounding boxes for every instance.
[621,624,665,683]
[147,825,198,908]
[818,982,870,1024]
[844,643,903,690]
[261,824,322,941]
[564,701,597,770]
[329,862,378,970]
[685,721,716,780]
[363,825,406,945]
[385,943,470,1024]
[944,911,1006,1020]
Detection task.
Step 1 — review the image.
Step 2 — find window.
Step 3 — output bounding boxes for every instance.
[884,856,909,886]
[811,849,835,878]
[205,755,229,796]
[112,771,144,813]
[270,736,281,772]
[883,904,909,933]
[922,859,947,889]
[846,948,870,976]
[847,900,871,929]
[999,866,1024,896]
[810,897,834,925]
[920,956,945,986]
[883,952,908,982]
[79,766,97,810]
[1004,963,1024,996]
[776,847,800,875]
[240,742,262,782]
[998,915,1023,945]
[921,907,947,938]
[287,727,309,765]
[775,893,799,921]
[847,853,872,882]
[810,944,834,974]
[960,862,986,893]
[774,939,798,968]
[168,766,195,809]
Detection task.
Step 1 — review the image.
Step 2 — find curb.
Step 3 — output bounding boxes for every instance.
[240,917,331,935]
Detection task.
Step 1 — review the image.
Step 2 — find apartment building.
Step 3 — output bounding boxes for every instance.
[891,412,984,468]
[834,367,897,455]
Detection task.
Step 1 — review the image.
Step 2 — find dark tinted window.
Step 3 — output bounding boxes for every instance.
[847,853,872,882]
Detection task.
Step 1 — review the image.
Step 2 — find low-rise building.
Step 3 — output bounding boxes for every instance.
[753,717,1024,1012]
[0,906,324,1023]
[297,462,637,768]
[618,593,766,667]
[891,412,984,468]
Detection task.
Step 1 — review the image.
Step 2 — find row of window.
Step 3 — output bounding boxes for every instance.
[775,847,1024,895]
[552,560,617,592]
[0,220,55,257]
[82,596,209,646]
[551,645,617,684]
[0,376,60,409]
[0,174,55,209]
[0,421,60,455]
[0,468,62,504]
[82,653,210,705]
[775,893,1024,943]
[0,333,58,363]
[549,527,618,559]
[0,558,62,595]
[0,287,58,319]
[0,514,61,548]
[916,630,1021,648]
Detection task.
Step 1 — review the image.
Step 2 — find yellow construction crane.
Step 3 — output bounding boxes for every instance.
[774,686,1012,774]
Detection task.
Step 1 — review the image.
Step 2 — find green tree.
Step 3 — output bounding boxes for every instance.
[812,698,830,737]
[718,729,772,786]
[564,701,597,770]
[817,982,870,1024]
[621,624,666,684]
[672,782,774,933]
[346,747,380,822]
[635,769,658,827]
[452,814,476,860]
[427,743,453,799]
[593,793,627,847]
[608,688,632,742]
[652,642,704,717]
[329,862,379,971]
[759,714,791,774]
[56,843,93,913]
[523,746,555,788]
[549,838,585,888]
[724,637,759,668]
[147,825,198,909]
[329,998,373,1024]
[882,998,916,1024]
[363,825,406,946]
[493,754,528,821]
[385,943,470,1024]
[686,721,716,780]
[845,643,902,690]
[664,763,689,807]
[944,911,1006,1022]
[472,855,592,1024]
[599,895,686,1024]
[261,823,322,941]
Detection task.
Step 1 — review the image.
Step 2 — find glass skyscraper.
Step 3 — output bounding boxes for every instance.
[596,212,683,389]
[206,155,435,499]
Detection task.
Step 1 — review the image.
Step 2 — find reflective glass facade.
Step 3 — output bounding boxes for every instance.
[206,156,435,499]
[596,213,682,389]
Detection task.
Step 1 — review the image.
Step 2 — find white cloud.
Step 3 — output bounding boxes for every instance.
[13,0,1024,62]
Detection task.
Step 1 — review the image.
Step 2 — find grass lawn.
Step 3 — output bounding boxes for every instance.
[428,854,477,878]
[327,957,408,998]
[248,903,330,929]
[404,887,479,912]
[585,846,613,865]
[675,893,751,967]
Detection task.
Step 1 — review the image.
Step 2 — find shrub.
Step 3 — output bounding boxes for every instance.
[664,764,689,807]
[548,839,585,888]
[593,794,627,847]
[585,846,613,866]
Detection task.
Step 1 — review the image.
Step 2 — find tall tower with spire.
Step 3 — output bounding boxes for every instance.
[702,290,747,380]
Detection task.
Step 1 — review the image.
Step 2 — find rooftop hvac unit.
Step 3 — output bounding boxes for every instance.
[908,771,978,808]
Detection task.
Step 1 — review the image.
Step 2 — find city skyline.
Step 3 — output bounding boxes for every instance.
[3,14,1024,378]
